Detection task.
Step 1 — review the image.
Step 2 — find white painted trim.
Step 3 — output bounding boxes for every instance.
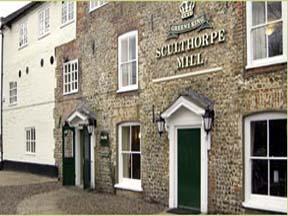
[163,98,209,213]
[244,112,287,213]
[116,122,142,191]
[75,129,81,186]
[162,96,205,119]
[152,67,222,83]
[67,110,87,125]
[89,1,108,13]
[63,59,79,95]
[117,30,138,92]
[90,130,96,188]
[246,2,287,69]
[60,1,76,27]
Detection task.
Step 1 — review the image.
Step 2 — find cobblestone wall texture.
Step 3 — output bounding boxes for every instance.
[54,2,287,213]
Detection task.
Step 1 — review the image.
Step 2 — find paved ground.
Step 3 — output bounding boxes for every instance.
[0,170,166,214]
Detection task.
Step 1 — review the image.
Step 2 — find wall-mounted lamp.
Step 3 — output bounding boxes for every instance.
[152,105,165,136]
[87,118,96,136]
[156,115,165,136]
[202,107,215,135]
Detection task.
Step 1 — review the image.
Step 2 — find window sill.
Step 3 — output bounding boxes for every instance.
[25,152,36,156]
[246,57,287,70]
[243,196,287,213]
[89,2,108,13]
[114,181,143,192]
[63,90,79,96]
[117,86,138,94]
[60,19,75,29]
[38,32,50,40]
[8,103,17,107]
[18,44,28,50]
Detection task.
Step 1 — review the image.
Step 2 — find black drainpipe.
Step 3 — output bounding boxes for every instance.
[0,18,3,170]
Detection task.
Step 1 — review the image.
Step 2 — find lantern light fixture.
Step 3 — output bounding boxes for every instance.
[203,107,215,135]
[87,118,96,135]
[156,115,165,136]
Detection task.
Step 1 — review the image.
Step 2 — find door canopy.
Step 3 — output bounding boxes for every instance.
[66,102,96,128]
[161,89,214,119]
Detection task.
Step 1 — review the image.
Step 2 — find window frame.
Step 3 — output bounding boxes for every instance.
[19,22,28,48]
[243,112,287,213]
[63,59,79,95]
[25,127,36,154]
[61,1,75,27]
[89,0,108,12]
[38,6,50,39]
[9,81,17,105]
[115,122,142,192]
[117,30,138,93]
[246,1,287,69]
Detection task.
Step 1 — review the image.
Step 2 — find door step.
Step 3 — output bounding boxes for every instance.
[166,208,200,214]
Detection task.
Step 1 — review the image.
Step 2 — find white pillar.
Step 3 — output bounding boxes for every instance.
[75,129,81,186]
[90,130,95,188]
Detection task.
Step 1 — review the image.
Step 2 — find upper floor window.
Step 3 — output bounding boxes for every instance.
[19,22,27,48]
[61,1,75,25]
[243,112,287,213]
[26,127,36,154]
[115,123,142,191]
[9,81,17,104]
[89,0,107,12]
[39,7,50,37]
[63,59,78,95]
[118,31,138,92]
[246,2,287,68]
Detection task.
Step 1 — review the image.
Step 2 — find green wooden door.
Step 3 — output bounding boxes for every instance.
[62,124,75,186]
[81,127,91,189]
[178,128,201,211]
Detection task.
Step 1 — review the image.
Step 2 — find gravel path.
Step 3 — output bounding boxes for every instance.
[0,182,61,214]
[57,187,166,214]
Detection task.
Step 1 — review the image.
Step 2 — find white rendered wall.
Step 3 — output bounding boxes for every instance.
[2,2,76,165]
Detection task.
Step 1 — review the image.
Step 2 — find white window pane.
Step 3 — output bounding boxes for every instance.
[268,22,283,57]
[131,61,137,85]
[122,126,130,151]
[121,64,129,87]
[267,2,282,22]
[122,153,131,178]
[120,38,128,62]
[129,35,136,60]
[252,26,266,60]
[252,2,265,26]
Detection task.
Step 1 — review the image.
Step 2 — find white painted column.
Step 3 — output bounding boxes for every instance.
[75,129,81,186]
[90,131,95,188]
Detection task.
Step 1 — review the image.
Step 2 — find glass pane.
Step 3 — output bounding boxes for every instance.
[251,121,267,156]
[267,2,282,22]
[269,119,287,157]
[120,38,128,62]
[252,2,265,26]
[121,64,129,87]
[268,22,283,57]
[122,126,130,151]
[131,126,140,151]
[132,154,141,179]
[64,130,73,158]
[129,35,136,60]
[270,160,287,197]
[130,61,137,85]
[252,27,266,60]
[252,159,268,195]
[122,153,131,178]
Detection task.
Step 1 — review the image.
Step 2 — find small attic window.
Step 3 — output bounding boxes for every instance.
[18,70,22,78]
